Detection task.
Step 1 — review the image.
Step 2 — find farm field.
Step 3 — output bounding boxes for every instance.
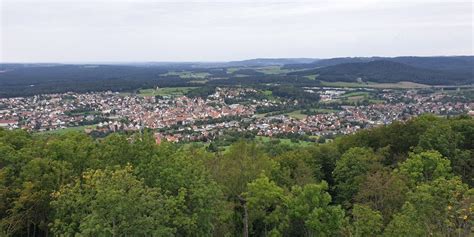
[255,66,292,75]
[139,87,197,97]
[304,75,318,80]
[161,71,210,79]
[39,124,97,135]
[341,91,370,98]
[320,81,431,89]
[285,110,307,120]
[255,136,313,146]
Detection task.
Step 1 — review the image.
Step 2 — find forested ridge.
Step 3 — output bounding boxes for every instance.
[1,56,473,97]
[0,115,473,236]
[288,60,473,85]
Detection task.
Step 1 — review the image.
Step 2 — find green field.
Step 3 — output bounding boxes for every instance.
[343,91,368,102]
[341,91,370,98]
[346,96,366,101]
[118,92,132,97]
[261,90,278,100]
[226,67,240,74]
[255,136,313,146]
[161,71,210,79]
[254,113,268,118]
[189,80,208,84]
[286,108,342,119]
[139,87,197,97]
[256,108,338,120]
[255,66,292,75]
[285,110,307,120]
[368,81,431,89]
[339,91,387,103]
[262,90,273,96]
[40,124,97,135]
[304,75,318,80]
[319,81,367,88]
[320,81,430,89]
[306,108,339,114]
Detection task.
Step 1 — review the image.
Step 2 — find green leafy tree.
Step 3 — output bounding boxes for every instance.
[355,169,408,222]
[45,132,97,177]
[135,147,222,236]
[383,202,427,237]
[333,147,381,207]
[306,144,340,186]
[287,182,345,237]
[245,175,288,236]
[418,123,459,159]
[211,141,278,236]
[384,177,473,237]
[350,204,383,237]
[215,141,277,197]
[273,149,316,189]
[397,151,452,187]
[94,133,136,167]
[50,166,175,236]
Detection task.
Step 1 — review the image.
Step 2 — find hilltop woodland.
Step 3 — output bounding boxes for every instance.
[1,56,473,97]
[0,115,473,236]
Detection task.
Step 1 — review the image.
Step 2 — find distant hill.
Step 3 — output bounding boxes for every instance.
[0,56,472,97]
[225,58,318,67]
[288,60,473,85]
[389,56,474,73]
[0,64,184,97]
[283,56,474,74]
[283,57,376,69]
[112,58,320,68]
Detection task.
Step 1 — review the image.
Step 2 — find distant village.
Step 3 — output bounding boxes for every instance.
[0,87,473,143]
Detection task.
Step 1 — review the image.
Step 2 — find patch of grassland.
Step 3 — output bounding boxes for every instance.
[262,90,273,96]
[341,91,370,97]
[138,89,158,97]
[304,75,318,80]
[189,80,208,84]
[255,66,291,75]
[161,71,210,79]
[233,74,250,77]
[320,81,368,88]
[118,92,131,97]
[40,124,97,134]
[320,81,430,89]
[255,136,313,146]
[346,96,366,101]
[139,87,197,97]
[261,90,278,100]
[367,81,431,89]
[226,67,240,74]
[306,108,339,114]
[369,99,385,104]
[285,110,307,120]
[254,113,268,118]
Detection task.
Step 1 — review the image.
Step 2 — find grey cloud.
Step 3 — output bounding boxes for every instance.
[1,0,472,62]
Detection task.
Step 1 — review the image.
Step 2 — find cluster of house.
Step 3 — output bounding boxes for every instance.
[0,90,256,132]
[0,88,473,143]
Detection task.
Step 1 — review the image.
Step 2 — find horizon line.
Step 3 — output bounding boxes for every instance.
[1,54,473,64]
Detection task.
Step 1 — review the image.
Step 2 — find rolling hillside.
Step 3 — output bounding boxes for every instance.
[288,60,473,85]
[283,56,474,74]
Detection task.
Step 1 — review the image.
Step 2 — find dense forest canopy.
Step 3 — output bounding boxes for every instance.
[0,56,472,97]
[283,56,474,72]
[1,114,473,236]
[288,60,473,85]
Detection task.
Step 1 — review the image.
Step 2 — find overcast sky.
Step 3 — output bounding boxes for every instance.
[1,0,472,62]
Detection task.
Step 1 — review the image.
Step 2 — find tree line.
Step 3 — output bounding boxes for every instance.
[0,114,473,236]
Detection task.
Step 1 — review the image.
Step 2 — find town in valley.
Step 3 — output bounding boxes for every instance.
[1,85,472,144]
